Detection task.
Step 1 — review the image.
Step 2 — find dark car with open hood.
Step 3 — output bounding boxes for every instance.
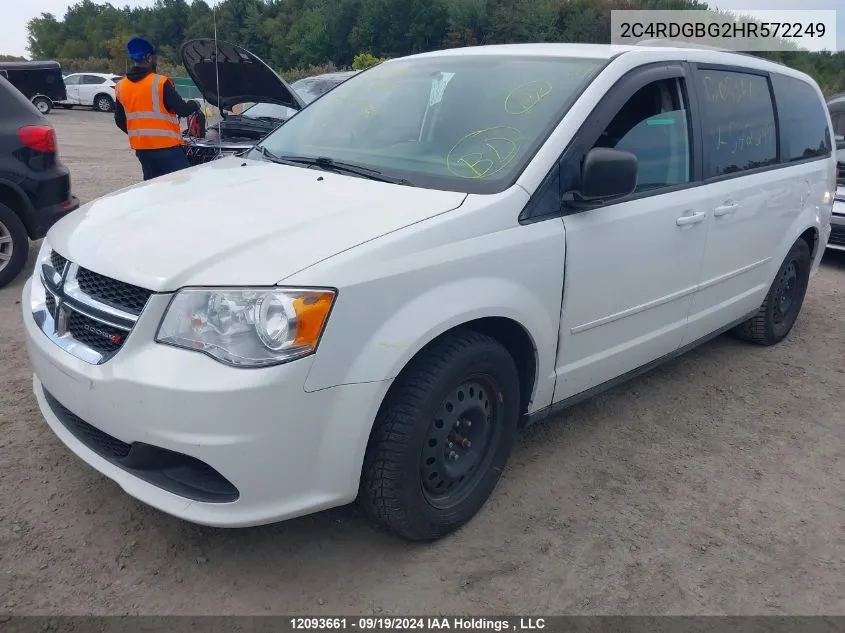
[179,38,358,166]
[0,74,78,287]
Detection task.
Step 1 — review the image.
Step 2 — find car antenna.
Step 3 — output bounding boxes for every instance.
[212,0,222,160]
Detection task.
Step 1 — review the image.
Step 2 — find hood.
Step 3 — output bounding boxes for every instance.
[180,38,305,112]
[46,158,467,291]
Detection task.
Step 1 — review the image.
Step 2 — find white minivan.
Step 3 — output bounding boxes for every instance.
[23,43,836,541]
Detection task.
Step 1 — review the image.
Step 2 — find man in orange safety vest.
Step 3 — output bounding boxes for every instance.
[113,37,203,180]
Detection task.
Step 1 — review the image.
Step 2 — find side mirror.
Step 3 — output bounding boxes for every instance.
[835,135,845,152]
[564,147,638,207]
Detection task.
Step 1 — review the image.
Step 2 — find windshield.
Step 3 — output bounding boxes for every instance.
[251,55,603,193]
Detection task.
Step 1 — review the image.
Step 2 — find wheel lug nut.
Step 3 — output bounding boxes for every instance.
[448,442,454,448]
[466,421,472,428]
[449,451,459,461]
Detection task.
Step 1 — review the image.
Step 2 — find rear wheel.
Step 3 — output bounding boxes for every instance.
[32,96,52,115]
[0,203,30,288]
[360,329,521,541]
[733,238,812,345]
[94,94,114,112]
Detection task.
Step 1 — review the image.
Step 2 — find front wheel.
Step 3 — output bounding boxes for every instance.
[32,96,52,115]
[94,94,114,112]
[360,329,521,541]
[733,238,812,345]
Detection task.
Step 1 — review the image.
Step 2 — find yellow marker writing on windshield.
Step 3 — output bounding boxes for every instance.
[447,126,524,179]
[505,81,553,115]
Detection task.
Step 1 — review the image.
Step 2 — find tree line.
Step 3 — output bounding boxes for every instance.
[20,0,845,94]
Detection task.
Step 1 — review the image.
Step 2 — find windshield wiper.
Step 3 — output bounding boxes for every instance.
[274,155,414,186]
[254,144,301,165]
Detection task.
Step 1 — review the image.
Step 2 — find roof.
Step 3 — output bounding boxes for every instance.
[0,60,61,70]
[396,42,806,78]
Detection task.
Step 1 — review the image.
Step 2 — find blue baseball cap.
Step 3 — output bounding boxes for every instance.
[126,37,156,61]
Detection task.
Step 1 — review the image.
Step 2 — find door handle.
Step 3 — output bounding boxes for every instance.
[676,211,706,226]
[714,202,739,217]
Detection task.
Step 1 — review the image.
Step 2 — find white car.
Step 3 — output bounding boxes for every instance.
[22,43,836,541]
[57,72,121,112]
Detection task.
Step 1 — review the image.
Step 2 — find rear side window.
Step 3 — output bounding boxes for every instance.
[82,75,106,85]
[696,69,777,177]
[772,74,830,162]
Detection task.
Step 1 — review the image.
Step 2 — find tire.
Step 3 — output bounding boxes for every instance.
[0,203,30,288]
[94,94,114,113]
[733,238,811,346]
[32,96,52,115]
[360,329,521,541]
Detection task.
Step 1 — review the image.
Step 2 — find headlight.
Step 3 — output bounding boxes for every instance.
[155,287,336,367]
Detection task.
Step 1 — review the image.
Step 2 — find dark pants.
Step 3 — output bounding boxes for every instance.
[135,145,190,181]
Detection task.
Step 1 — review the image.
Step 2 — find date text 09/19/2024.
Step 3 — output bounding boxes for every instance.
[289,618,547,631]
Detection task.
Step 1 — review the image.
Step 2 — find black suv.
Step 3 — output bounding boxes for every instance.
[0,74,78,287]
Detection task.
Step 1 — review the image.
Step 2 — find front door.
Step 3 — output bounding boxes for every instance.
[553,63,708,402]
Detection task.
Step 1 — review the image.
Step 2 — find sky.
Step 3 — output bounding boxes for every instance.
[1,0,842,58]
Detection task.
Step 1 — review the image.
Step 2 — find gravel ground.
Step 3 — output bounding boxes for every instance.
[1,109,844,616]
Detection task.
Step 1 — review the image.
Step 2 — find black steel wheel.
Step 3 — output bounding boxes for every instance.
[733,238,811,345]
[421,377,501,510]
[360,329,521,541]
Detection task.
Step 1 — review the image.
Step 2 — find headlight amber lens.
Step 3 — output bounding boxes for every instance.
[156,287,336,367]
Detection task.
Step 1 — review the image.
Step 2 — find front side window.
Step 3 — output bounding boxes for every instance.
[64,75,81,85]
[695,69,777,177]
[592,78,691,192]
[772,74,830,162]
[252,55,604,193]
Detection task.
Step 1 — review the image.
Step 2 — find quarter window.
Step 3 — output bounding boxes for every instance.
[591,78,691,192]
[696,69,777,177]
[772,74,831,162]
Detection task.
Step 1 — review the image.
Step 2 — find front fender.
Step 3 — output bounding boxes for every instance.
[304,276,557,407]
[294,198,567,414]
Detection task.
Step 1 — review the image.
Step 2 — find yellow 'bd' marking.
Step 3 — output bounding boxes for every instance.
[447,126,524,179]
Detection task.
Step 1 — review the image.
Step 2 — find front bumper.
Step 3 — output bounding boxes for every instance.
[22,277,390,527]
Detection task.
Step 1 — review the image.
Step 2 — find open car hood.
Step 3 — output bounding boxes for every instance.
[180,38,304,112]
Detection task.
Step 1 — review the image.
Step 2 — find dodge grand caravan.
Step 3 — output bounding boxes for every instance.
[23,43,836,541]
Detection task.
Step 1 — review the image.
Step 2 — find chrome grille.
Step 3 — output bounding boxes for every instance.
[76,267,152,316]
[31,250,151,365]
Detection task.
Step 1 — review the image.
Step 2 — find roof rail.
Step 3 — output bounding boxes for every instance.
[632,39,788,67]
[634,38,727,51]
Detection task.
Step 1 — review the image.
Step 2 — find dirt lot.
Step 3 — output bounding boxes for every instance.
[1,109,844,616]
